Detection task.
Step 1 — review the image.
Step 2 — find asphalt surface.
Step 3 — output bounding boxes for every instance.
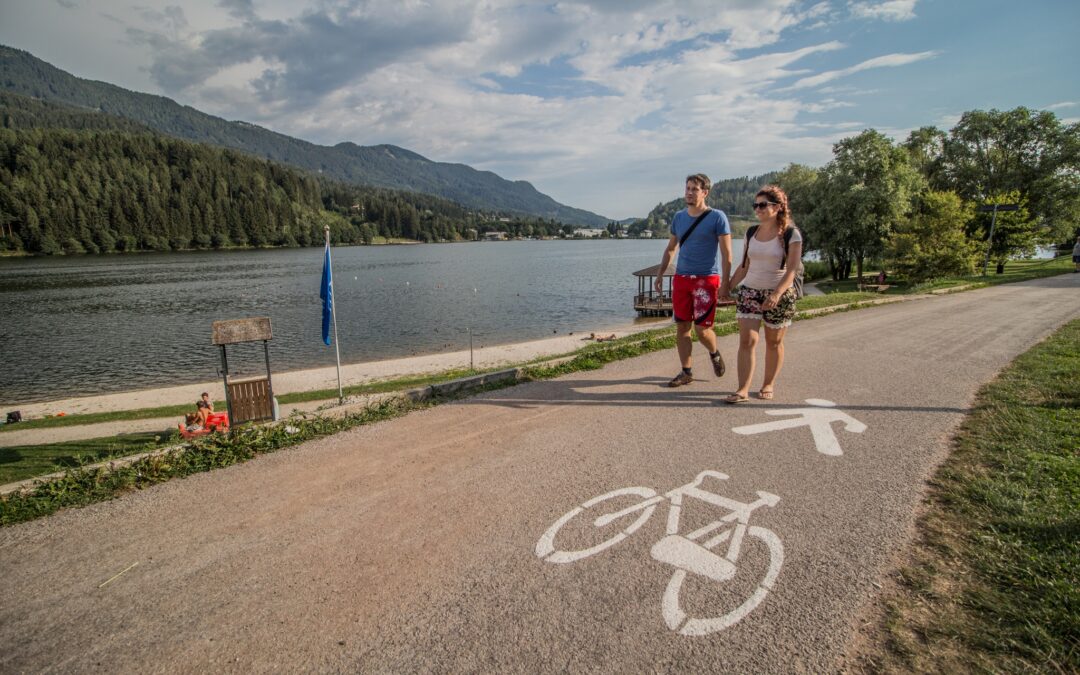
[2,274,1078,673]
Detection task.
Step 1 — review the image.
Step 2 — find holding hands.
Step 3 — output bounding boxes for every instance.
[761,291,781,310]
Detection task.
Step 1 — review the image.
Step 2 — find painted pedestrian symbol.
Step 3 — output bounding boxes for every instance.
[731,398,866,456]
[536,470,784,636]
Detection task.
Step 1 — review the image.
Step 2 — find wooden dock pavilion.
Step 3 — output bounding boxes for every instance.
[633,265,737,316]
[633,264,674,316]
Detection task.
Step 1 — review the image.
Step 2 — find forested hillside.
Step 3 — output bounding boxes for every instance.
[630,172,779,234]
[0,91,153,133]
[0,45,607,225]
[0,124,575,254]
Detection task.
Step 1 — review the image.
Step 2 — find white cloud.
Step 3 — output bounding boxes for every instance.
[0,0,952,218]
[1045,101,1077,111]
[804,99,856,113]
[934,113,963,129]
[848,0,919,22]
[788,50,938,90]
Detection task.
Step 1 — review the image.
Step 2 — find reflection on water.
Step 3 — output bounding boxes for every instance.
[0,240,744,404]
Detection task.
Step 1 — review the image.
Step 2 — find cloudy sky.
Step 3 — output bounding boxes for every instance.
[1,0,1077,219]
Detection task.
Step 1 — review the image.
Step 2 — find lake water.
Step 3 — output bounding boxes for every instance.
[0,239,746,404]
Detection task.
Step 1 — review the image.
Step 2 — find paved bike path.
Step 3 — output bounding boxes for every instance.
[1,274,1077,672]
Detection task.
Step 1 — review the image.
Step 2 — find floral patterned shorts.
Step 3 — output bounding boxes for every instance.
[734,286,798,329]
[672,274,720,327]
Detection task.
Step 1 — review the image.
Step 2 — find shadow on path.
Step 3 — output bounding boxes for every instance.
[455,376,971,415]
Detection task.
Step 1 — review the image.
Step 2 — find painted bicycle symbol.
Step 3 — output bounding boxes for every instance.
[536,470,783,636]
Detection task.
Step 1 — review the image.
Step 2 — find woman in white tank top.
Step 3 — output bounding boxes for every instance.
[723,185,803,404]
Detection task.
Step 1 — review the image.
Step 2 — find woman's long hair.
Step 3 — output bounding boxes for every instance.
[756,185,790,238]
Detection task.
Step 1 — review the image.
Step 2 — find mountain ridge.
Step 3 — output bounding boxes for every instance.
[0,45,609,226]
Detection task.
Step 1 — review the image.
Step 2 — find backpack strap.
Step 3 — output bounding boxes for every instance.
[781,224,807,270]
[678,209,712,248]
[740,225,758,269]
[743,225,801,269]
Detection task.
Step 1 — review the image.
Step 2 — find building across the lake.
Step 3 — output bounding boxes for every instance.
[573,228,603,238]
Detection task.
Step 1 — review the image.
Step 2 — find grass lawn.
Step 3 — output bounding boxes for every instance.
[0,432,174,484]
[857,319,1079,672]
[816,256,1072,295]
[0,368,490,433]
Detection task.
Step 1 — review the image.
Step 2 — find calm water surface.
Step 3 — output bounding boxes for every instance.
[0,240,745,404]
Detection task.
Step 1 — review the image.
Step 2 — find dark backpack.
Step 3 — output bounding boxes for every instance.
[741,225,805,299]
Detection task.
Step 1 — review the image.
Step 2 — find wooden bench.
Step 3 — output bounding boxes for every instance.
[857,283,892,293]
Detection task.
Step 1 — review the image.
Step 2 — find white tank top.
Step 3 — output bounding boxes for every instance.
[741,228,802,290]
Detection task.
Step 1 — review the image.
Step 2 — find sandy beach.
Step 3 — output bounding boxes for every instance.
[10,323,663,420]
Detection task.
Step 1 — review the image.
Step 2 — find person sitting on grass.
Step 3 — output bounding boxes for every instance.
[195,392,214,426]
[183,413,203,433]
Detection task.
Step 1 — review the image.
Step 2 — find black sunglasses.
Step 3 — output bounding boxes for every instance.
[752,201,776,210]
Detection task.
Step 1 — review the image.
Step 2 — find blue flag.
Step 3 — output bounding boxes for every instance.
[320,241,334,345]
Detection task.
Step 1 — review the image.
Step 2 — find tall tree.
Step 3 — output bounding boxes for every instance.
[973,191,1038,273]
[887,190,980,281]
[817,130,923,279]
[903,126,947,188]
[775,163,821,252]
[940,107,1080,246]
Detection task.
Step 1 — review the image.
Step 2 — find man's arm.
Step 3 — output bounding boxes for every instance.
[717,234,732,299]
[728,232,748,289]
[654,235,678,293]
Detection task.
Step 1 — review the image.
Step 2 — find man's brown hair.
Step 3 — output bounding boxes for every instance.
[685,173,712,194]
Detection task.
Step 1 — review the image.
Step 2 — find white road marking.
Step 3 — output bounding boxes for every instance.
[537,471,784,636]
[731,399,867,456]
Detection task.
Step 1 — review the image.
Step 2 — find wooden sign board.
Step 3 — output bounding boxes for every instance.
[212,317,273,345]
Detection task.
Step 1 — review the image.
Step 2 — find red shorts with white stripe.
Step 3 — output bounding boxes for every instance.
[672,274,720,327]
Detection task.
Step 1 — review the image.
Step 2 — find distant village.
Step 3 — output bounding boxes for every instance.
[478,225,653,241]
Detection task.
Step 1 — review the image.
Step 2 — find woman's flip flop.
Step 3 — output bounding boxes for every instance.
[723,393,750,404]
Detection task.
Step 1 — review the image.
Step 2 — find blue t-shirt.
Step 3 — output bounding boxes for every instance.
[669,209,731,275]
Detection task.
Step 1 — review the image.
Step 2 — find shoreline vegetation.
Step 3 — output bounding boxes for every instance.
[0,237,427,257]
[0,256,1071,501]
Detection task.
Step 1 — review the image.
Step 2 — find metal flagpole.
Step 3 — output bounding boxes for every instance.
[325,225,344,403]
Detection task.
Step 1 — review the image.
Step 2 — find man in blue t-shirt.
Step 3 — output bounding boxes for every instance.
[653,173,733,387]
